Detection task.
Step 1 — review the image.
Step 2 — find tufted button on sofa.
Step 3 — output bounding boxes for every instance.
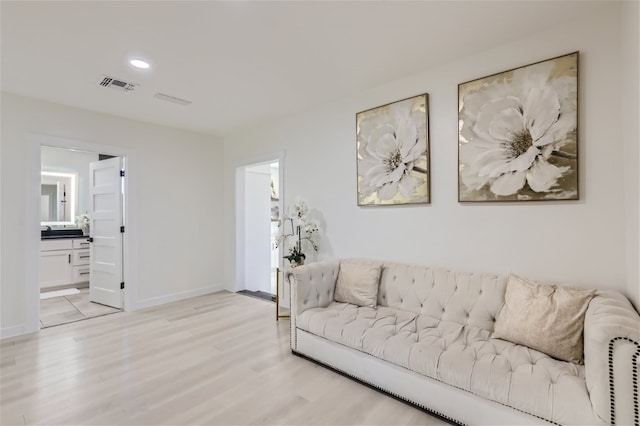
[289,260,640,426]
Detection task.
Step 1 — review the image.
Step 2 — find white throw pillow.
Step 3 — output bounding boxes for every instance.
[334,259,383,308]
[493,274,595,364]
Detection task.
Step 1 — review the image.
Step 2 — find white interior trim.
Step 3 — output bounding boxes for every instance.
[24,133,139,334]
[134,284,225,310]
[0,325,26,340]
[234,151,285,292]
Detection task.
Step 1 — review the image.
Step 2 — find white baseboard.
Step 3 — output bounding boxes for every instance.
[1,324,26,340]
[133,284,225,310]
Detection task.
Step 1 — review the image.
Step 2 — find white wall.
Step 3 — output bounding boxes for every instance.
[620,0,640,310]
[223,3,640,309]
[1,93,224,337]
[41,146,99,220]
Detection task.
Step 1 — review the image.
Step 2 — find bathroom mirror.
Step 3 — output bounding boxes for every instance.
[41,171,76,225]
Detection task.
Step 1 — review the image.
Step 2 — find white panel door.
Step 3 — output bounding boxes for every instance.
[89,157,123,308]
[244,168,271,293]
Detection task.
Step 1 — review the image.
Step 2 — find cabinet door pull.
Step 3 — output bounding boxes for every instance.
[68,254,71,263]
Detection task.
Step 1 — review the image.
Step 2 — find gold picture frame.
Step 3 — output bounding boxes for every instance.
[356,93,430,206]
[458,52,579,202]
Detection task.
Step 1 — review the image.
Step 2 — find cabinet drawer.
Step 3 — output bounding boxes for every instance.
[72,266,90,283]
[40,239,73,251]
[73,249,90,266]
[73,239,91,250]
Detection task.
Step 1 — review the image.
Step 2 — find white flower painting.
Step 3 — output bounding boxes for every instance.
[357,94,429,205]
[458,52,578,201]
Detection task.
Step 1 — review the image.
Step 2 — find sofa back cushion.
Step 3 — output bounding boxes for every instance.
[334,259,383,308]
[377,263,507,332]
[493,274,595,364]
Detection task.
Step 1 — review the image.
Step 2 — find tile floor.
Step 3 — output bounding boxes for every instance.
[40,287,122,328]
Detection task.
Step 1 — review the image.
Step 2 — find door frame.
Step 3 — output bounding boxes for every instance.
[234,151,285,293]
[25,133,138,333]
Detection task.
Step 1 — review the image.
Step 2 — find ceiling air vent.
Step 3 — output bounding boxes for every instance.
[153,93,192,106]
[98,75,137,92]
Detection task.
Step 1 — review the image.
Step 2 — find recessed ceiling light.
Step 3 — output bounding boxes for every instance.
[129,59,150,69]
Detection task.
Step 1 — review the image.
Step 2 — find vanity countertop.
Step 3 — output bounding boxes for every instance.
[41,228,87,240]
[41,235,89,240]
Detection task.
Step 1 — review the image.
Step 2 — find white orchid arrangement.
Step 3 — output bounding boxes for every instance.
[75,213,90,228]
[275,198,320,265]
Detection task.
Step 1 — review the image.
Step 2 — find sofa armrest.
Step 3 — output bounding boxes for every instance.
[289,260,340,314]
[584,290,640,425]
[288,260,340,350]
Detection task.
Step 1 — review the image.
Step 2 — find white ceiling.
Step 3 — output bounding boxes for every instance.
[1,1,610,138]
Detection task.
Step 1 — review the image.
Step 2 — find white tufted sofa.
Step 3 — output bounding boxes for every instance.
[288,259,640,426]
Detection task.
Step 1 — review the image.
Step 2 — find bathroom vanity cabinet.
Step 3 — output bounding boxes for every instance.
[39,237,90,290]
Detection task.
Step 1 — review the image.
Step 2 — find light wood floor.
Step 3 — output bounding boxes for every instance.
[1,291,449,425]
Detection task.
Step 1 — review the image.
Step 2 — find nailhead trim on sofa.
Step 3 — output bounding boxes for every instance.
[608,337,640,426]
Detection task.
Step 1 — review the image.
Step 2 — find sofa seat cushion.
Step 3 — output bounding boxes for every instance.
[297,302,602,425]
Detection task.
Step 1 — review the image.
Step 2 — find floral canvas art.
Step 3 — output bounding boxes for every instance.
[356,94,429,205]
[458,52,578,201]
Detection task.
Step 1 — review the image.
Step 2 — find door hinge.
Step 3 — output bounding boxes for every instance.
[120,170,125,177]
[120,226,125,233]
[120,282,125,290]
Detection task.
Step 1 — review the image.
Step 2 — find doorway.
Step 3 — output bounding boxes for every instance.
[20,134,137,335]
[39,146,125,328]
[235,154,284,302]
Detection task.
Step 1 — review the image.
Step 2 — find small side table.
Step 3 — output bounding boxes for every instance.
[275,267,290,320]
